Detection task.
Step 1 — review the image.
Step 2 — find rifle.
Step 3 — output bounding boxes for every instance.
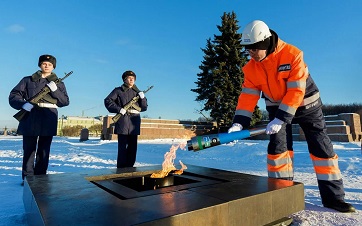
[112,85,154,123]
[13,71,73,121]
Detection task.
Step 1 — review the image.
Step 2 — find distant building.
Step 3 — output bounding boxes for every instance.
[57,116,103,136]
[101,115,215,140]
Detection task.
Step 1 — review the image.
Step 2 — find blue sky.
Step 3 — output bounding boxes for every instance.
[1,1,361,129]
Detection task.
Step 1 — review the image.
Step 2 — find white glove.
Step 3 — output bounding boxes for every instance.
[47,81,57,92]
[228,123,243,133]
[119,108,126,115]
[138,92,145,99]
[266,118,284,134]
[22,102,34,112]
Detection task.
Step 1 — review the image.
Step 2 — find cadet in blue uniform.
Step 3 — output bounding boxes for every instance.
[104,70,148,168]
[9,54,69,180]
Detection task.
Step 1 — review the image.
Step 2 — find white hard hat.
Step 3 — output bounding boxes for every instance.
[241,20,272,45]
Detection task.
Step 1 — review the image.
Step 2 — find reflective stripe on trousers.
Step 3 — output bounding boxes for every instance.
[310,153,342,180]
[267,150,294,178]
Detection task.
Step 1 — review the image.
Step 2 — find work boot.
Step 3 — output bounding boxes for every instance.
[323,200,356,213]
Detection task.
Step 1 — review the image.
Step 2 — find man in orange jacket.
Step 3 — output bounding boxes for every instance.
[228,20,355,213]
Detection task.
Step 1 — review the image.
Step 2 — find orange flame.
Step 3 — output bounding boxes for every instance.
[173,160,187,175]
[150,142,187,178]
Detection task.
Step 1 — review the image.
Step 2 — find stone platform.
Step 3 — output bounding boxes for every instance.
[23,165,304,226]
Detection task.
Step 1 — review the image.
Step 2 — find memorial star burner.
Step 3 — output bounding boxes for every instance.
[23,142,304,226]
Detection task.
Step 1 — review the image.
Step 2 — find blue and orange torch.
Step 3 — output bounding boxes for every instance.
[187,127,266,151]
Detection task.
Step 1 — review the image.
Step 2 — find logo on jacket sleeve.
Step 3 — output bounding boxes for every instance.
[278,64,291,72]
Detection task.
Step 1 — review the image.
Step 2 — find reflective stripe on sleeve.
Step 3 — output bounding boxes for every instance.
[279,103,297,115]
[287,80,306,89]
[235,109,253,118]
[241,87,261,96]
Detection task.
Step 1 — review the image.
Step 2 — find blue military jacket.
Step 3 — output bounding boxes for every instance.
[9,71,69,136]
[104,84,148,135]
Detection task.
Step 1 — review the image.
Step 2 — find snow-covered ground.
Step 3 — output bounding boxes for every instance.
[0,135,361,226]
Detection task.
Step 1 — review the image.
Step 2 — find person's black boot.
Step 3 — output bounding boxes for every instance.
[323,200,356,213]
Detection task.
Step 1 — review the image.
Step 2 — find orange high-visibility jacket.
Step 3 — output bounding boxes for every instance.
[233,39,320,127]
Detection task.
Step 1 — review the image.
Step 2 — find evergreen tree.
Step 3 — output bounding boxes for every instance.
[192,12,261,128]
[251,105,263,127]
[192,38,217,110]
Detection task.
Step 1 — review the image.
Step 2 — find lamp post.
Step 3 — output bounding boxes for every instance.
[61,115,64,136]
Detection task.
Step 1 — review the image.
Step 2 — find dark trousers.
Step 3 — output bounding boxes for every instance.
[268,107,345,203]
[22,136,53,179]
[117,134,138,168]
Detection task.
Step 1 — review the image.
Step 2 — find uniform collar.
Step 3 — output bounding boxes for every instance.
[31,70,58,82]
[121,83,140,92]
